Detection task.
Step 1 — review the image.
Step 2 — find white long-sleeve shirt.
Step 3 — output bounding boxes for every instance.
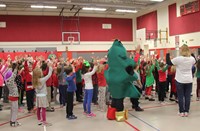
[36,67,53,97]
[82,66,97,90]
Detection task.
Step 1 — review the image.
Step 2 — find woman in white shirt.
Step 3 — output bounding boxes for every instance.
[166,44,196,117]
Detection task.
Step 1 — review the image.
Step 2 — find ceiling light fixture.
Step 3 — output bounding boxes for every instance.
[150,0,164,2]
[115,9,138,13]
[0,4,6,7]
[31,5,57,9]
[82,7,107,11]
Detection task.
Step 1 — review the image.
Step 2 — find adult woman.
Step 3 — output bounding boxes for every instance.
[166,44,196,117]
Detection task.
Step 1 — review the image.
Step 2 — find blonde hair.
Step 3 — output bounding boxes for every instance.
[171,66,176,73]
[180,44,191,57]
[32,67,42,88]
[97,64,104,73]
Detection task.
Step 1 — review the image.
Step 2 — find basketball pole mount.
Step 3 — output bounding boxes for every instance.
[60,5,81,45]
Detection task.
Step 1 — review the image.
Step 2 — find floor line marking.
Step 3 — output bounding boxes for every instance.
[124,120,140,131]
[129,112,160,131]
[0,107,61,127]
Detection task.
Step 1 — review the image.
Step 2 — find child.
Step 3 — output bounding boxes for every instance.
[140,62,147,96]
[131,63,144,111]
[4,62,21,127]
[33,62,53,126]
[82,61,97,117]
[24,58,37,113]
[65,65,77,120]
[196,59,200,101]
[156,61,168,104]
[145,61,155,101]
[52,67,59,104]
[90,62,99,105]
[15,64,24,112]
[41,61,54,112]
[170,66,177,102]
[97,60,108,112]
[57,58,67,108]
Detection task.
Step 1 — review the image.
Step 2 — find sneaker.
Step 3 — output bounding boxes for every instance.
[83,112,87,115]
[169,98,175,101]
[87,113,96,118]
[196,98,200,101]
[38,121,43,126]
[184,112,189,117]
[132,105,136,109]
[178,112,185,117]
[42,122,52,126]
[135,107,144,112]
[145,97,149,100]
[149,98,155,101]
[67,115,77,120]
[10,121,21,127]
[46,107,55,112]
[77,99,83,103]
[160,102,166,105]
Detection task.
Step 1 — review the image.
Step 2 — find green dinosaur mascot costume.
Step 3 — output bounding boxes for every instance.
[105,39,140,113]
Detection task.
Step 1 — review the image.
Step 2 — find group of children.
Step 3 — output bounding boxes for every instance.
[0,54,109,127]
[0,51,199,127]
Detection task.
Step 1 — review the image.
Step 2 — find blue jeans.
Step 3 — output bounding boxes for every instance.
[83,89,93,114]
[58,85,67,106]
[176,81,192,113]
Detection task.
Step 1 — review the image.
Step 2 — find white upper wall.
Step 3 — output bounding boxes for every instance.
[136,0,200,50]
[0,41,134,52]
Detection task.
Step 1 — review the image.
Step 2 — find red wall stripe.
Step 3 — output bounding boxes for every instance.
[137,11,158,31]
[0,15,133,42]
[169,2,200,36]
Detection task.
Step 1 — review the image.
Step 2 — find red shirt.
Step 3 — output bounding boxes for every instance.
[97,71,107,87]
[9,96,18,101]
[158,70,167,82]
[24,61,37,91]
[167,66,173,75]
[52,72,58,87]
[97,65,108,87]
[92,73,98,85]
[43,67,53,87]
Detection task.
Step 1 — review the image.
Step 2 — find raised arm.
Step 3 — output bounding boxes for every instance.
[166,53,173,66]
[85,66,97,76]
[41,67,53,82]
[162,65,169,72]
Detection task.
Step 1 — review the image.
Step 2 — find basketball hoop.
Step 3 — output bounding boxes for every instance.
[68,36,74,45]
[69,40,74,45]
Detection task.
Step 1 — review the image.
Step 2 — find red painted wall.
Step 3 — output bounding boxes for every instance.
[137,11,157,31]
[0,15,133,42]
[169,2,200,36]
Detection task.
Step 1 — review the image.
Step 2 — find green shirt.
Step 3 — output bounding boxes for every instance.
[196,69,200,78]
[76,69,82,83]
[145,64,155,87]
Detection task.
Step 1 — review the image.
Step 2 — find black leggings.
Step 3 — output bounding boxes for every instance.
[111,98,124,112]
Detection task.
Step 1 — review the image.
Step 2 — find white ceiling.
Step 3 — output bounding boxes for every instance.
[0,0,169,18]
